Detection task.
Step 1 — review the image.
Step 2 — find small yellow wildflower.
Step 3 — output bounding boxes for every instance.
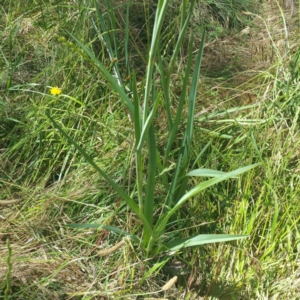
[50,86,62,95]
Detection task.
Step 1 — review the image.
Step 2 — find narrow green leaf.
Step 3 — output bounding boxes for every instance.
[67,223,140,243]
[95,1,113,57]
[197,104,260,123]
[163,34,194,169]
[156,149,169,189]
[186,29,206,144]
[124,0,131,75]
[153,163,260,245]
[132,72,141,147]
[143,0,170,123]
[163,36,195,209]
[167,29,207,206]
[143,73,159,246]
[158,51,172,129]
[137,93,161,152]
[46,111,152,235]
[191,141,211,169]
[93,0,123,87]
[163,234,248,251]
[187,168,239,178]
[139,256,170,285]
[169,0,196,69]
[67,31,134,115]
[144,125,156,226]
[174,164,260,215]
[270,194,279,242]
[198,128,233,139]
[157,0,196,132]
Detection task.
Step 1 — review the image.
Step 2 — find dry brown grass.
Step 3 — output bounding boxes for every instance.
[202,0,299,77]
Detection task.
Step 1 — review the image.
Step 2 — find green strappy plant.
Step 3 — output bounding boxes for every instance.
[46,0,259,258]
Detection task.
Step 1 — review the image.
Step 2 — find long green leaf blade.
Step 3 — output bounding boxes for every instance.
[67,31,134,115]
[163,34,194,169]
[186,168,239,178]
[163,234,248,251]
[143,0,170,123]
[153,163,260,244]
[67,223,140,243]
[186,29,206,145]
[144,125,156,226]
[132,72,141,146]
[169,0,196,70]
[137,93,161,152]
[46,111,152,235]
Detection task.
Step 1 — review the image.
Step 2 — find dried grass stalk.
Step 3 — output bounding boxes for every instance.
[0,200,20,205]
[161,275,178,291]
[97,239,125,257]
[145,298,169,300]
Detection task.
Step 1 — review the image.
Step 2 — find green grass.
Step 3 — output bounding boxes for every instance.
[1,0,300,299]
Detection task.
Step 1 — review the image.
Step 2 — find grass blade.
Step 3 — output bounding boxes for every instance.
[136,93,161,152]
[132,72,141,146]
[158,50,172,129]
[143,0,170,123]
[67,31,134,115]
[94,0,123,85]
[163,234,248,251]
[169,0,195,70]
[67,223,140,243]
[46,111,152,235]
[165,30,206,207]
[164,36,194,206]
[173,29,206,204]
[153,163,261,246]
[186,29,206,147]
[186,168,239,178]
[140,256,170,285]
[270,193,279,242]
[144,125,156,226]
[124,0,131,75]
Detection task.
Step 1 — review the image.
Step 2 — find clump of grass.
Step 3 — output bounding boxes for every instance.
[49,0,259,262]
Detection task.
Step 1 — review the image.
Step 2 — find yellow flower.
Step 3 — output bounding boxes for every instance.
[50,86,62,95]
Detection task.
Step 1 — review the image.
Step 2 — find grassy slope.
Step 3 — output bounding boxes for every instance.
[1,0,300,299]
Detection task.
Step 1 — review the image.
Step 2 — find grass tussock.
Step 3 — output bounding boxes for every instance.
[1,0,300,299]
